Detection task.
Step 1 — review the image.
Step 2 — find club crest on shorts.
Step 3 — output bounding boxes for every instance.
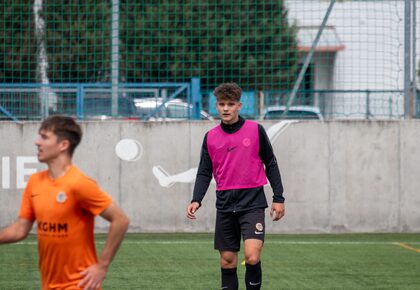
[255,223,264,232]
[56,191,67,203]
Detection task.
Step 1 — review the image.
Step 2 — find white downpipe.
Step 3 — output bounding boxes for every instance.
[33,0,57,117]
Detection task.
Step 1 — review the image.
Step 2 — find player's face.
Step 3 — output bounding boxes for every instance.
[35,129,67,163]
[216,99,242,125]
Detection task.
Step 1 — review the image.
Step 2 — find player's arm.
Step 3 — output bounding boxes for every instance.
[1,176,37,244]
[78,202,129,290]
[258,124,285,221]
[258,124,284,201]
[98,202,129,267]
[187,134,213,219]
[0,218,33,244]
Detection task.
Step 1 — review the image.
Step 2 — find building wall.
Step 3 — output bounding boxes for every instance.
[286,1,409,119]
[1,120,420,233]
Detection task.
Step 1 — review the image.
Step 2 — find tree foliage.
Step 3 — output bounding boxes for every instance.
[120,0,298,90]
[0,0,37,82]
[1,0,298,90]
[43,0,112,82]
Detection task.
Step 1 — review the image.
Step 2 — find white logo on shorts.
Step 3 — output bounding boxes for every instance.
[254,223,264,235]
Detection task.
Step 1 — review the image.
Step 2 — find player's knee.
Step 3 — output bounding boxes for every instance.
[220,258,236,268]
[220,255,237,268]
[221,260,236,268]
[245,255,260,265]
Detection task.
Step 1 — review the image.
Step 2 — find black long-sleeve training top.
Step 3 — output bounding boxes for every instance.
[191,116,284,213]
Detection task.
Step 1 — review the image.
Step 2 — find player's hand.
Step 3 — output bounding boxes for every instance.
[187,202,200,219]
[270,202,285,221]
[78,263,108,290]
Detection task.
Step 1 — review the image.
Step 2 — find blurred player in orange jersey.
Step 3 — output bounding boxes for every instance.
[0,115,129,290]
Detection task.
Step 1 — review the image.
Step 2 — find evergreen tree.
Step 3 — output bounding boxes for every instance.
[43,0,112,82]
[1,0,298,90]
[0,0,37,83]
[120,0,298,90]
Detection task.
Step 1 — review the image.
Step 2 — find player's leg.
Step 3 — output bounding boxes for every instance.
[239,209,265,290]
[220,250,238,268]
[219,251,238,290]
[244,239,263,290]
[214,211,241,290]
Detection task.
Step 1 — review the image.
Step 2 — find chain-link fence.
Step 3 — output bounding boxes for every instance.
[0,0,419,121]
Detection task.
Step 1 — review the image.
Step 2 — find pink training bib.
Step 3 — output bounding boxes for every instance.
[207,120,267,190]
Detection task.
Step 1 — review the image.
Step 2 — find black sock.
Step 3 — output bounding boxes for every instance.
[245,261,262,290]
[221,267,238,290]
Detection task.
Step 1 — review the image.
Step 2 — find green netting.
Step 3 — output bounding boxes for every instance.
[0,1,296,85]
[120,1,298,91]
[0,0,418,120]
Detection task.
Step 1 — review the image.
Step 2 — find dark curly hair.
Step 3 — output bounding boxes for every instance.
[213,82,242,102]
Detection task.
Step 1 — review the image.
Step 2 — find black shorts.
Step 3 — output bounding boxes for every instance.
[214,208,265,252]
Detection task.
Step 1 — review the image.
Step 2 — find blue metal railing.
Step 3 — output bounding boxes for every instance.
[0,83,412,121]
[0,81,202,121]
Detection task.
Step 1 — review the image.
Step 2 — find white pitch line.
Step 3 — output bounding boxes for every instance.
[11,240,420,246]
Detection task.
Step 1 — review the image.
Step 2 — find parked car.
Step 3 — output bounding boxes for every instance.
[264,105,324,120]
[82,95,138,120]
[134,98,213,121]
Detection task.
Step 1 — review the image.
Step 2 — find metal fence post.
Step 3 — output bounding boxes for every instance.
[191,77,201,120]
[76,83,84,120]
[365,90,371,119]
[412,0,417,117]
[111,0,120,117]
[404,0,415,118]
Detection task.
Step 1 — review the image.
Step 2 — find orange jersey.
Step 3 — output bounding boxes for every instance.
[19,165,112,290]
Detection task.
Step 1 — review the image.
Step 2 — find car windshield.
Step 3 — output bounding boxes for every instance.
[265,110,321,120]
[136,102,192,119]
[134,98,212,120]
[84,97,135,118]
[166,104,190,119]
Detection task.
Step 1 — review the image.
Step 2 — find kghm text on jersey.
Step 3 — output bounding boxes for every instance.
[38,221,68,233]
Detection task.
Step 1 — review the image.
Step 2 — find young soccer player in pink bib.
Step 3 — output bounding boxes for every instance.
[187,82,285,290]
